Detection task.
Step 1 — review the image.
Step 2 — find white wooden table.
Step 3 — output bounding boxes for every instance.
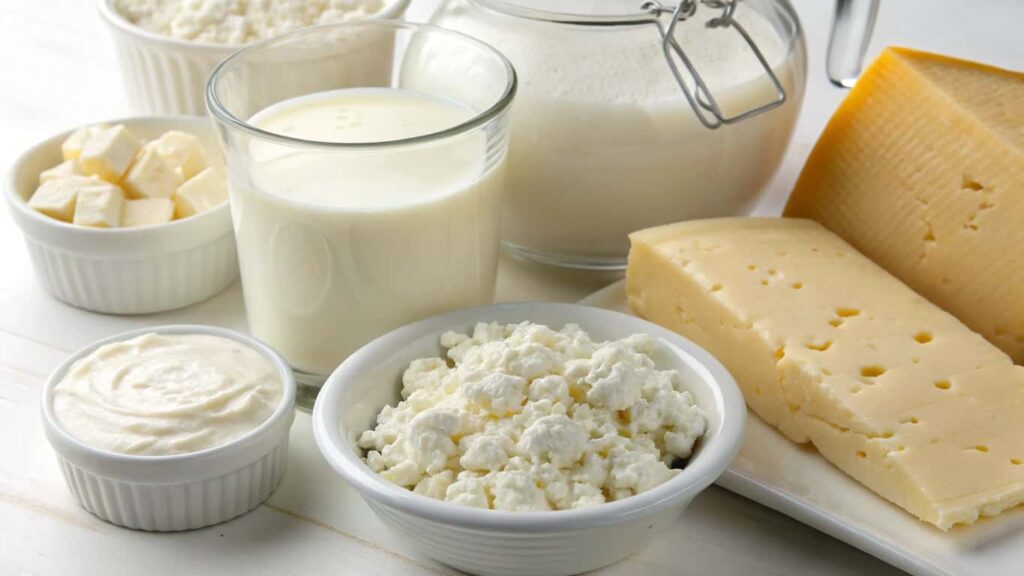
[2,1,1019,574]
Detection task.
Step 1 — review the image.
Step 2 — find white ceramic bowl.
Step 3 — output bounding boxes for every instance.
[42,324,296,531]
[5,116,238,315]
[97,0,412,115]
[313,302,746,576]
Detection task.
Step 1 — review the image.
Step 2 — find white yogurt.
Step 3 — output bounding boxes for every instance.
[431,1,802,264]
[53,333,282,456]
[234,88,504,375]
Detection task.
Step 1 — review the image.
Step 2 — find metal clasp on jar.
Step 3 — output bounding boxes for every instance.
[642,0,788,129]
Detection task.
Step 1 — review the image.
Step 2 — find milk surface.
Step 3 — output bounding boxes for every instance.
[233,88,503,375]
[431,1,803,265]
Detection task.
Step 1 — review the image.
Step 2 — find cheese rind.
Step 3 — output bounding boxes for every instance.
[785,47,1024,362]
[627,217,1024,529]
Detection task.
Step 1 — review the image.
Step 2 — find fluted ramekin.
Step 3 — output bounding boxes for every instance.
[5,116,238,315]
[313,302,746,576]
[42,325,296,531]
[97,0,412,115]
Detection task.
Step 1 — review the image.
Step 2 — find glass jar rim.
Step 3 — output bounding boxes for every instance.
[205,20,517,150]
[474,0,658,24]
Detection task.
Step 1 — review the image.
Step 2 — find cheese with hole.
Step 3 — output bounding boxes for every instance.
[78,125,142,183]
[785,47,1024,362]
[73,183,124,228]
[173,167,227,218]
[626,217,1024,529]
[122,198,174,228]
[123,147,183,199]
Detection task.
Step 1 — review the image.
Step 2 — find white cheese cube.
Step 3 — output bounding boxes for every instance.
[173,167,228,218]
[39,159,85,183]
[79,124,142,183]
[146,130,207,180]
[123,147,183,199]
[73,183,124,228]
[122,198,174,228]
[61,124,108,161]
[27,175,105,222]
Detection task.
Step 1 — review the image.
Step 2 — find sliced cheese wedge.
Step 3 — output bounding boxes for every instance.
[785,47,1024,362]
[627,217,1024,529]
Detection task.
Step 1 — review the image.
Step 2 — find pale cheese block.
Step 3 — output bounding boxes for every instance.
[145,130,207,180]
[627,217,1024,529]
[27,175,105,222]
[173,167,227,218]
[121,198,174,228]
[40,160,85,183]
[123,147,183,199]
[73,183,124,228]
[785,47,1024,362]
[78,125,142,183]
[61,124,108,161]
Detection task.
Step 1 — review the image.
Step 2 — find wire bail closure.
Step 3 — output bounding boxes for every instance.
[642,0,787,129]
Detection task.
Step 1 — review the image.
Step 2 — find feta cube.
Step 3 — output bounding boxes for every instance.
[79,125,142,183]
[39,159,85,183]
[146,130,207,180]
[123,147,183,199]
[27,175,105,222]
[61,124,108,161]
[173,167,228,218]
[122,198,174,228]
[73,183,124,228]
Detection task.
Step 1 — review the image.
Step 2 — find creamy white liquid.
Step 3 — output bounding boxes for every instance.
[53,333,282,456]
[234,88,503,375]
[429,1,802,264]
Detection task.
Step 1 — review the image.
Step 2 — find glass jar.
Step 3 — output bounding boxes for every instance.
[432,0,807,269]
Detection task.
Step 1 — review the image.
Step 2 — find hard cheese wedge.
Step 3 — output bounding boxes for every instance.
[627,217,1024,529]
[785,47,1024,362]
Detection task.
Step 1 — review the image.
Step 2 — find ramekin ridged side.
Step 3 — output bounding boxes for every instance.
[21,227,237,315]
[366,499,691,576]
[42,325,297,532]
[55,438,288,531]
[5,116,239,315]
[97,0,413,116]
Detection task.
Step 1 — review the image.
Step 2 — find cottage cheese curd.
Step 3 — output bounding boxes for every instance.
[114,0,387,44]
[53,333,283,456]
[358,322,707,511]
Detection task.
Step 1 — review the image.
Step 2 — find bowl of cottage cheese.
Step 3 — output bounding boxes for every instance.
[312,302,745,576]
[98,0,411,114]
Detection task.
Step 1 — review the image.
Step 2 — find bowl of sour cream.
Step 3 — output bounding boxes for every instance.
[41,325,295,531]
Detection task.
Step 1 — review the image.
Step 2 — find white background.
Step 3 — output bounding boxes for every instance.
[1,0,1021,574]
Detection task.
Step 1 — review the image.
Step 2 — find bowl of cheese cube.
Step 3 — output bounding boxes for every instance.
[5,116,238,315]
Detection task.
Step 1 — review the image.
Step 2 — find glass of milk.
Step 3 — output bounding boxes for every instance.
[431,0,807,269]
[207,22,516,408]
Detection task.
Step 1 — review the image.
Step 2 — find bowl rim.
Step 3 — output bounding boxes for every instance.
[5,114,229,238]
[96,0,413,52]
[312,301,746,533]
[41,324,297,467]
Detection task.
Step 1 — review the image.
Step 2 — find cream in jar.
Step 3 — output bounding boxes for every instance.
[428,0,803,267]
[52,333,282,456]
